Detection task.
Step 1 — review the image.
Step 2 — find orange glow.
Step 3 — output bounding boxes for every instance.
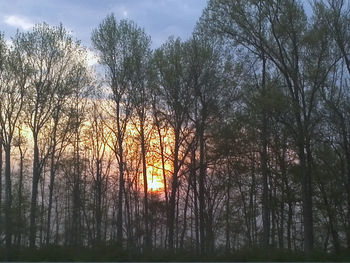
[17,97,175,195]
[145,154,173,193]
[147,165,164,192]
[135,128,174,194]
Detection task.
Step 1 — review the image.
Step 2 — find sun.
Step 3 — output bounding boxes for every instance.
[65,98,175,195]
[144,130,174,193]
[146,165,165,192]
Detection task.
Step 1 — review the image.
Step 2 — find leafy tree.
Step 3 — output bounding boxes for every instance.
[200,0,335,251]
[154,37,194,249]
[15,23,89,247]
[183,36,223,253]
[119,22,154,249]
[0,33,29,249]
[92,14,145,247]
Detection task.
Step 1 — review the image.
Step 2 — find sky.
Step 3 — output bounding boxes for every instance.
[0,0,208,49]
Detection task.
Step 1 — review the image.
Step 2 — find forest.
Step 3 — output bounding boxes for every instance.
[1,0,350,260]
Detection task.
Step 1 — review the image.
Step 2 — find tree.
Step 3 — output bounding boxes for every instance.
[84,97,113,245]
[92,14,139,247]
[318,0,350,248]
[154,38,194,249]
[0,34,28,249]
[15,23,89,247]
[127,26,153,249]
[183,36,222,253]
[200,0,334,251]
[0,35,5,235]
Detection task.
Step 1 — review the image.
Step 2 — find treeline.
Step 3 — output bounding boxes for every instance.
[0,0,350,259]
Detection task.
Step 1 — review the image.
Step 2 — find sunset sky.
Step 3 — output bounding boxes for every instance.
[0,0,207,48]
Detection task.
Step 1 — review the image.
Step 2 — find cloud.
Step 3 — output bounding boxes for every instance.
[4,15,34,30]
[86,49,99,67]
[0,0,207,48]
[109,0,206,47]
[115,5,129,18]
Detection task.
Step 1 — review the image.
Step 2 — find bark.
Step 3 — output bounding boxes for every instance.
[260,55,270,248]
[0,137,2,236]
[304,138,314,252]
[198,124,206,254]
[237,176,252,246]
[16,143,24,247]
[278,177,285,249]
[340,121,350,248]
[46,114,61,245]
[5,145,12,249]
[287,201,293,250]
[29,136,40,248]
[296,127,313,252]
[153,109,169,207]
[71,125,82,246]
[46,131,58,245]
[96,159,102,244]
[46,151,55,245]
[271,185,276,247]
[116,103,124,247]
[180,178,191,249]
[225,170,231,253]
[318,176,340,251]
[168,129,180,249]
[140,122,151,249]
[40,172,45,246]
[193,66,209,253]
[157,122,169,247]
[192,150,200,254]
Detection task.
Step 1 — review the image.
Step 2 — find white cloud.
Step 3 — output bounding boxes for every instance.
[4,15,34,30]
[86,49,99,67]
[114,5,129,18]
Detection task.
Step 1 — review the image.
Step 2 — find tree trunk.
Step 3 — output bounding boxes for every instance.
[16,144,24,247]
[192,149,199,255]
[46,144,56,245]
[287,201,293,250]
[225,166,231,254]
[304,138,314,252]
[46,116,60,245]
[168,129,180,250]
[5,145,12,250]
[198,123,206,255]
[116,103,124,247]
[180,178,191,249]
[140,123,151,249]
[261,55,270,248]
[40,171,45,246]
[318,176,340,251]
[0,137,2,237]
[96,159,102,245]
[297,127,313,252]
[30,136,40,248]
[71,128,81,246]
[340,122,350,248]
